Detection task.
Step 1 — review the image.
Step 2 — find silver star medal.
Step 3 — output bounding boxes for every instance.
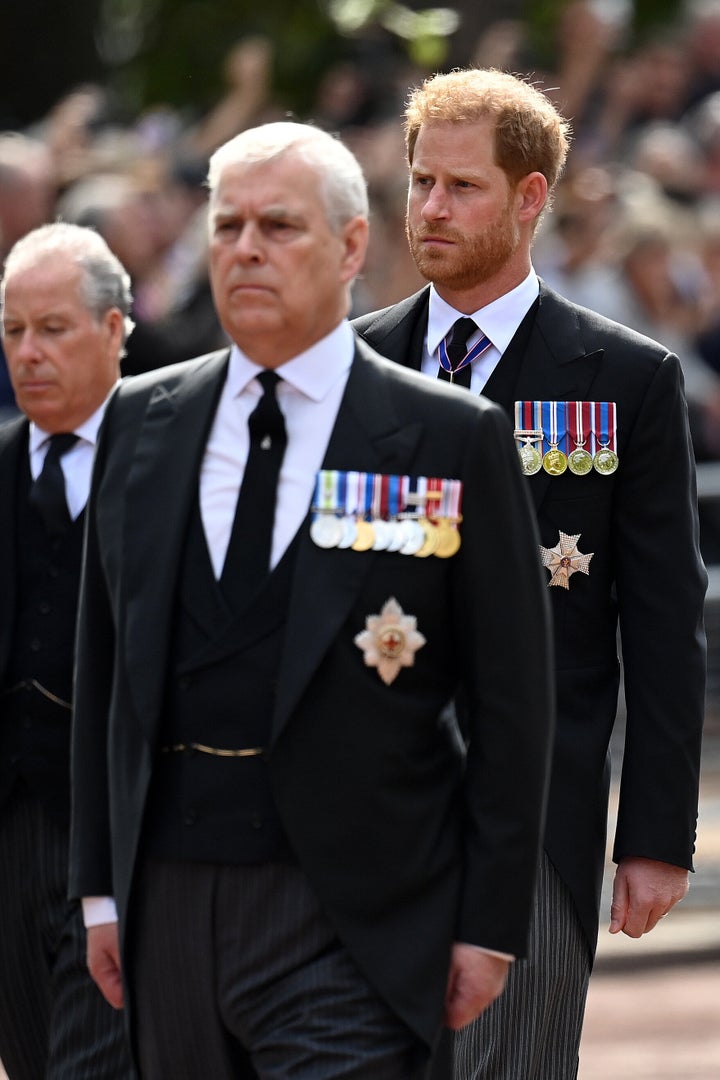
[540,531,594,589]
[354,597,426,685]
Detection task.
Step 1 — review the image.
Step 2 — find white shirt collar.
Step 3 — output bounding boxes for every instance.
[28,384,119,454]
[225,320,355,403]
[427,269,539,357]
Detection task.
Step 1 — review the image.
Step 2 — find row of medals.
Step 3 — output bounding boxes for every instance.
[310,510,462,558]
[517,434,619,478]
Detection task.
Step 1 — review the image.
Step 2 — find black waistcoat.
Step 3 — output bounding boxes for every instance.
[0,451,85,824]
[143,497,298,863]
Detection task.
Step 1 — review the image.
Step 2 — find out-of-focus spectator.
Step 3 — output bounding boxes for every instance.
[683,0,720,109]
[534,165,628,314]
[0,134,57,421]
[629,123,707,205]
[57,168,225,375]
[181,36,282,160]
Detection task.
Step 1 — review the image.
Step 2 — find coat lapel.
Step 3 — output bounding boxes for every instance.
[356,287,430,370]
[273,342,424,740]
[123,352,229,734]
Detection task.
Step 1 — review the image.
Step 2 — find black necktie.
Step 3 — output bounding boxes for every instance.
[438,317,478,390]
[221,370,288,602]
[29,432,79,537]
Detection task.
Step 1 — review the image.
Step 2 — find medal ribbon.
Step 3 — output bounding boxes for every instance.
[371,473,383,522]
[426,476,442,520]
[337,470,347,516]
[388,474,400,521]
[567,401,589,450]
[541,400,567,454]
[593,401,617,451]
[437,478,462,520]
[345,471,359,515]
[313,469,339,513]
[380,474,391,521]
[438,332,492,376]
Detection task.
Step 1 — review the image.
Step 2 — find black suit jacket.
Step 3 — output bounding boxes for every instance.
[69,338,554,1047]
[0,417,74,817]
[0,419,27,678]
[354,283,708,953]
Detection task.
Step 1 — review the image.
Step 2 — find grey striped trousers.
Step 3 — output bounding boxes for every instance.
[450,851,591,1080]
[129,859,430,1079]
[0,790,135,1080]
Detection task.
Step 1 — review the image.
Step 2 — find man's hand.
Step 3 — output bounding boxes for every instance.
[87,922,124,1009]
[609,857,689,938]
[443,944,510,1030]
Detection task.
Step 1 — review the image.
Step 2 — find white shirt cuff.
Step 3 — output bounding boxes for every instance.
[465,943,515,962]
[82,896,119,927]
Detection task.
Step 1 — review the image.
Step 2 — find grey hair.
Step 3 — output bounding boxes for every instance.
[207,121,369,232]
[1,221,135,344]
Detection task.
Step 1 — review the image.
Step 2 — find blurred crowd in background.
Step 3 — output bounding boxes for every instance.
[5,0,720,479]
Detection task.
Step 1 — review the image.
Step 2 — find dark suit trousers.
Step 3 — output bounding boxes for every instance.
[440,852,590,1080]
[128,859,431,1080]
[0,788,135,1080]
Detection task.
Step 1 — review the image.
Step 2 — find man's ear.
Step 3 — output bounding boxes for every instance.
[340,215,369,285]
[516,172,548,226]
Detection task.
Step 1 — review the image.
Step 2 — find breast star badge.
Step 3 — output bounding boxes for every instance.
[540,531,594,589]
[354,597,426,685]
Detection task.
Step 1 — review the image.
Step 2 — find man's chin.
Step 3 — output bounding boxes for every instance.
[411,248,458,283]
[412,256,477,292]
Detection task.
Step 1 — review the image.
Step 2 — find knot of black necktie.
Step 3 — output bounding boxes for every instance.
[220,370,288,606]
[29,432,79,537]
[438,317,478,389]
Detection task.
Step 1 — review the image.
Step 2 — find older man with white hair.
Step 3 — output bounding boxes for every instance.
[0,222,135,1079]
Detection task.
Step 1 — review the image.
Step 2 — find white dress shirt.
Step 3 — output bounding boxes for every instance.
[423,269,540,393]
[29,396,114,517]
[200,320,354,578]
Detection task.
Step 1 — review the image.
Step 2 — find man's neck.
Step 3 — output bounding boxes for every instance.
[432,257,533,315]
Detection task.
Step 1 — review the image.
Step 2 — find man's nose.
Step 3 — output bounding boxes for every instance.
[12,330,41,361]
[421,184,450,221]
[234,222,264,262]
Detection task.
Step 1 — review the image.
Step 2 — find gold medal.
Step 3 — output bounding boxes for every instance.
[352,519,375,551]
[567,447,593,476]
[434,518,462,558]
[543,447,568,476]
[591,403,619,476]
[414,519,439,558]
[593,447,619,475]
[566,403,593,477]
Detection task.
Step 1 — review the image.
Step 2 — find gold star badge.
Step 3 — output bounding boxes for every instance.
[354,597,426,685]
[540,531,593,589]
